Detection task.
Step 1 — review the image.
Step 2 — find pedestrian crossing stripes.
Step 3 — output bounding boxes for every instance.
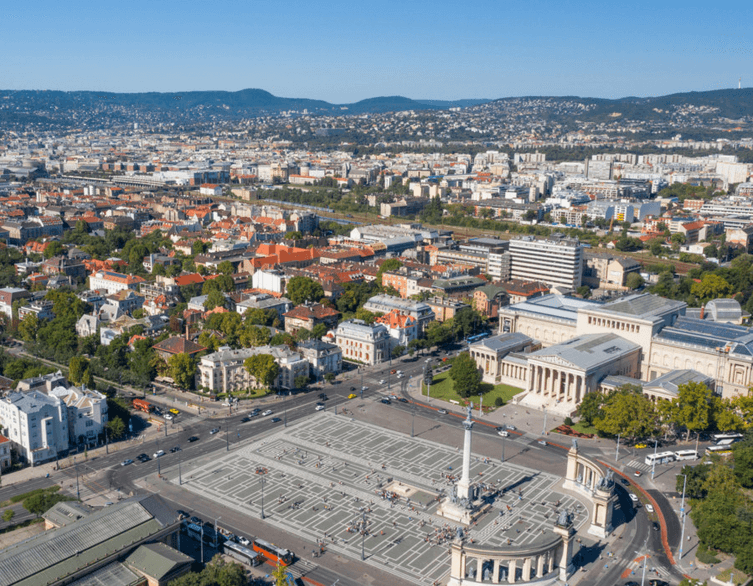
[626,459,650,472]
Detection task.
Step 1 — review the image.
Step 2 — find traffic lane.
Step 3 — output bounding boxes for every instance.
[646,487,681,555]
[0,503,37,530]
[0,476,56,501]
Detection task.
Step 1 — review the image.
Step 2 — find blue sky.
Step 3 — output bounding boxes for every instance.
[2,0,751,102]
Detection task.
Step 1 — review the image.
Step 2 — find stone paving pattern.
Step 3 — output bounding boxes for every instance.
[172,412,587,585]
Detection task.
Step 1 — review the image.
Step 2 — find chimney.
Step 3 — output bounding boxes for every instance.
[185,324,190,340]
[700,305,705,320]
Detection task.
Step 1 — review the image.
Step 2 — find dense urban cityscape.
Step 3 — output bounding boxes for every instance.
[2,3,753,585]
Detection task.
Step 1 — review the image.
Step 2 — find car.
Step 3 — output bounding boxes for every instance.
[634,470,642,477]
[362,386,369,391]
[398,397,408,403]
[645,504,654,513]
[261,409,273,416]
[121,459,134,466]
[350,386,356,391]
[621,477,630,485]
[498,430,509,437]
[240,416,251,423]
[136,453,149,461]
[388,394,398,400]
[635,443,648,449]
[270,417,282,423]
[438,409,448,414]
[153,450,165,458]
[237,536,250,546]
[629,493,638,502]
[318,393,327,400]
[250,408,261,416]
[391,369,397,375]
[210,428,220,435]
[164,413,174,420]
[187,436,199,442]
[652,522,660,531]
[169,408,180,415]
[315,403,325,411]
[505,424,517,431]
[381,398,391,404]
[190,516,202,525]
[170,446,181,453]
[177,510,189,519]
[538,440,547,446]
[347,393,357,399]
[379,379,386,385]
[396,373,404,378]
[648,580,669,586]
[625,582,640,586]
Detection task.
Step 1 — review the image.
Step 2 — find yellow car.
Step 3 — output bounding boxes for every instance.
[347,393,357,399]
[634,443,647,449]
[169,408,180,415]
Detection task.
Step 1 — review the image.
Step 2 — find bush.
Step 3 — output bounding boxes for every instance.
[696,543,721,565]
[564,417,573,426]
[494,397,504,407]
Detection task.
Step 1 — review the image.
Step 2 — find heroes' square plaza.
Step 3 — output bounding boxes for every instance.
[169,412,588,585]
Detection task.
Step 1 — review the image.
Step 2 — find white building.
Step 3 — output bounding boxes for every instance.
[298,339,342,380]
[0,391,69,466]
[198,345,309,393]
[334,319,391,365]
[49,385,108,448]
[251,269,286,294]
[362,294,435,335]
[509,236,583,290]
[88,271,144,295]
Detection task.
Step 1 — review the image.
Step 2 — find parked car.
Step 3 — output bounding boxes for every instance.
[629,493,638,502]
[190,516,202,525]
[379,379,386,385]
[505,424,517,431]
[634,470,642,477]
[237,536,250,546]
[121,459,134,466]
[538,440,547,446]
[169,408,180,415]
[164,413,174,420]
[398,398,408,403]
[362,386,368,391]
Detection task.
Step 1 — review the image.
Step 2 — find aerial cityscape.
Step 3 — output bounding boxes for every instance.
[0,3,752,586]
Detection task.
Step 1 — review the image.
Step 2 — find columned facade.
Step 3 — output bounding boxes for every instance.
[448,532,569,586]
[562,443,617,538]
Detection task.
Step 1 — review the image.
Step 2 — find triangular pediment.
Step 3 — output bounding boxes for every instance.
[531,354,579,369]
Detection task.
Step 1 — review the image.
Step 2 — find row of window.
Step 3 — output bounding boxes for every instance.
[587,315,641,333]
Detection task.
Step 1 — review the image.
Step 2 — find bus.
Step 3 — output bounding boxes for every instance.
[705,445,733,458]
[222,541,261,567]
[252,538,294,566]
[185,523,203,542]
[716,438,742,447]
[711,432,743,443]
[644,451,675,466]
[132,398,153,413]
[467,332,490,344]
[674,450,699,461]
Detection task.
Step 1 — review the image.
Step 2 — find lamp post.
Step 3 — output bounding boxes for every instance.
[200,524,204,563]
[226,426,229,452]
[74,456,80,500]
[214,516,221,548]
[260,474,266,519]
[284,401,287,428]
[360,508,367,560]
[615,433,621,461]
[679,474,688,560]
[651,439,658,480]
[178,453,182,485]
[360,367,364,399]
[542,407,547,435]
[411,400,415,438]
[501,434,505,463]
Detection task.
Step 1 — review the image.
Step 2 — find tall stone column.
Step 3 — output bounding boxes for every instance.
[457,404,475,500]
[522,558,532,581]
[536,555,545,578]
[507,559,517,584]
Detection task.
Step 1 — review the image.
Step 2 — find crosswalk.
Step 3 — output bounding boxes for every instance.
[626,459,651,472]
[287,558,317,579]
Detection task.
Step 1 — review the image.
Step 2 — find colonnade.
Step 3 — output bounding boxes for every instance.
[527,363,586,405]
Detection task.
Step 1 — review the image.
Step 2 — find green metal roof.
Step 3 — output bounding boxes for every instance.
[124,542,192,581]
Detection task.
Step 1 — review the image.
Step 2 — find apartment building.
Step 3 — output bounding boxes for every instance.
[334,319,391,365]
[89,270,146,295]
[198,345,309,393]
[362,294,435,335]
[0,390,69,465]
[49,386,108,448]
[298,339,343,379]
[509,236,583,290]
[283,302,340,335]
[375,309,418,349]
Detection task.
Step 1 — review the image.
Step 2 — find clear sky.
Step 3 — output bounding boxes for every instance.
[2,0,751,103]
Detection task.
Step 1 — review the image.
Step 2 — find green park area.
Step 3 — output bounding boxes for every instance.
[423,372,523,410]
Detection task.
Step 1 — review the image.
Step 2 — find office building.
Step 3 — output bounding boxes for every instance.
[509,236,583,290]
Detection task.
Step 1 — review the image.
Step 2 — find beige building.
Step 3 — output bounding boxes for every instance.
[198,345,309,392]
[333,319,391,365]
[468,333,539,385]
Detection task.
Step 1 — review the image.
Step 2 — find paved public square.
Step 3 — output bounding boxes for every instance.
[170,412,588,585]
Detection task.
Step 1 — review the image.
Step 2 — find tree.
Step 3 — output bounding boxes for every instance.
[733,446,753,488]
[691,274,732,302]
[68,356,89,386]
[672,382,715,441]
[244,354,280,389]
[376,259,403,285]
[285,276,324,305]
[217,260,234,275]
[168,353,196,390]
[324,373,335,383]
[204,289,226,311]
[577,390,605,426]
[676,463,710,499]
[2,509,14,523]
[294,375,310,390]
[107,416,126,440]
[391,345,405,358]
[449,352,482,398]
[170,555,247,586]
[594,388,657,439]
[17,313,39,343]
[625,272,644,290]
[43,241,65,259]
[576,285,591,299]
[240,325,271,347]
[191,240,208,255]
[23,491,70,517]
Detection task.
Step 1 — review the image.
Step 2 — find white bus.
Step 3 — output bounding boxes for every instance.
[222,541,261,567]
[716,438,741,447]
[711,432,743,443]
[674,450,699,461]
[644,451,675,466]
[705,445,733,458]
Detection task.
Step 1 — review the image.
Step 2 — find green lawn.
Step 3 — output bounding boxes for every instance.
[423,372,523,410]
[569,421,599,436]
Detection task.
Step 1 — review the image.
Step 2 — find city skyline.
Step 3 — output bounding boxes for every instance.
[2,0,751,103]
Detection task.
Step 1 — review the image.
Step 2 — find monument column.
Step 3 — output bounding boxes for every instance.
[507,559,517,584]
[493,559,501,584]
[457,404,475,500]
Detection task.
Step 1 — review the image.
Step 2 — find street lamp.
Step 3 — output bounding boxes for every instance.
[360,508,367,560]
[615,433,621,461]
[226,426,229,452]
[104,425,109,455]
[651,439,658,480]
[411,400,415,438]
[360,367,364,399]
[74,456,80,500]
[178,453,182,486]
[679,474,688,560]
[214,516,221,548]
[260,474,266,519]
[501,434,505,463]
